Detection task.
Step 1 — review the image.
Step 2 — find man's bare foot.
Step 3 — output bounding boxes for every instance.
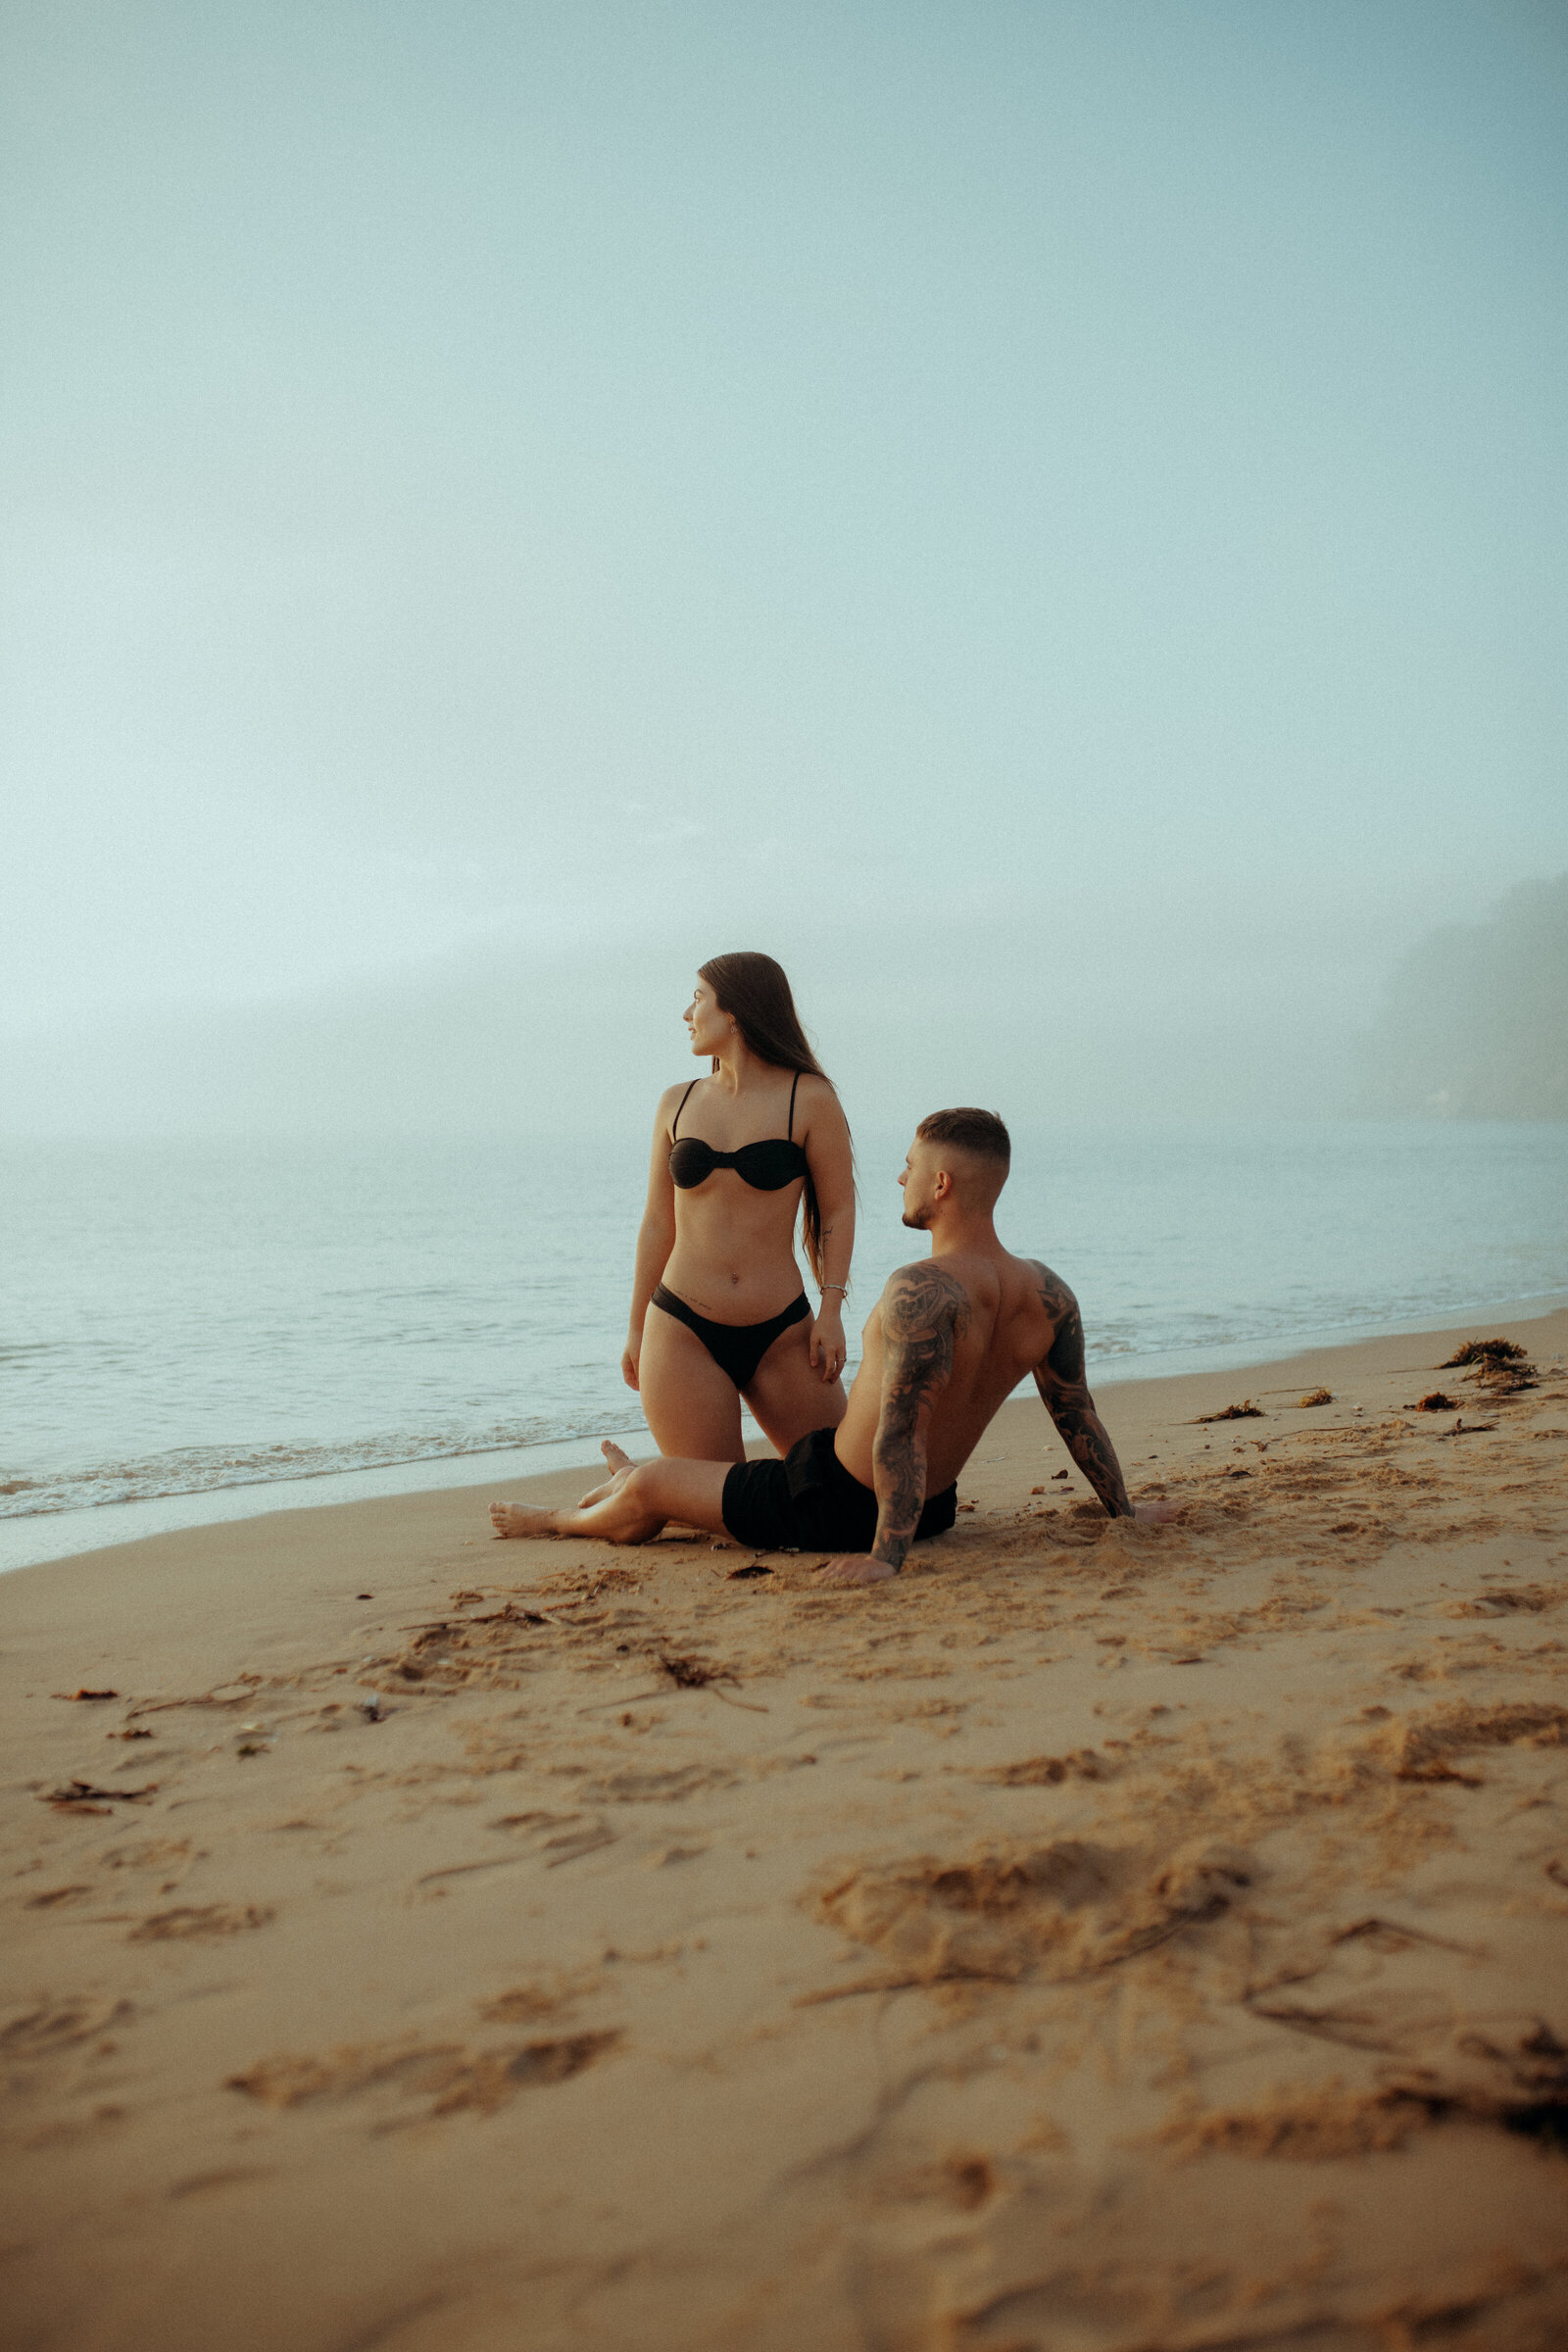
[814,1554,897,1587]
[490,1501,559,1540]
[578,1439,638,1504]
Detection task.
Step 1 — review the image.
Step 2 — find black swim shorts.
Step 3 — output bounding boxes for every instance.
[721,1426,957,1557]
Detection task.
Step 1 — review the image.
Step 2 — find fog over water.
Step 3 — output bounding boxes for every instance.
[3,2,1566,1139]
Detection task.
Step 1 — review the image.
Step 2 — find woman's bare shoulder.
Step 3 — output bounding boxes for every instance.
[794,1070,847,1124]
[654,1076,701,1127]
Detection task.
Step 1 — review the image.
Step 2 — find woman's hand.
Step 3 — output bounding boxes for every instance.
[808,1303,847,1384]
[621,1338,641,1393]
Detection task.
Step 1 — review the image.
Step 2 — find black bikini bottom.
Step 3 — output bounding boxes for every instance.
[721,1426,958,1555]
[649,1283,810,1391]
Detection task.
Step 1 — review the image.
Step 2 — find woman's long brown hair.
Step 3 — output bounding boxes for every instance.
[699,951,848,1286]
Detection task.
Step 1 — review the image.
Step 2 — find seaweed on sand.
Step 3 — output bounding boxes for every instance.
[1440,1337,1528,1367]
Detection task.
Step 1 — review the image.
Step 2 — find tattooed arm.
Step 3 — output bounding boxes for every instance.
[1028,1263,1134,1519]
[817,1263,970,1586]
[865,1264,970,1570]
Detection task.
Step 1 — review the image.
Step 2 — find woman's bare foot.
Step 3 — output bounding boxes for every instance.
[602,1439,634,1475]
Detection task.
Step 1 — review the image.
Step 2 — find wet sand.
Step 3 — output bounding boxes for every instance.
[3,1305,1566,2352]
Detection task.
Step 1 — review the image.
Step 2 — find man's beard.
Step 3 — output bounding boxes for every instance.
[901,1204,930,1231]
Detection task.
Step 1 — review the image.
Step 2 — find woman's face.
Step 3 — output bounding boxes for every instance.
[684,977,731,1057]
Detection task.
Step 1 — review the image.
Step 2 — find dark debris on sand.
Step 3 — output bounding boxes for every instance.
[1441,1337,1529,1367]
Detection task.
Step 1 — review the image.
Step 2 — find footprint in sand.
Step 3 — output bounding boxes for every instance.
[806,1837,1253,1996]
[129,1903,274,1941]
[477,1974,600,2024]
[1,1995,130,2056]
[227,2028,621,2120]
[1240,1915,1568,2145]
[973,1749,1107,1786]
[1364,1699,1568,1785]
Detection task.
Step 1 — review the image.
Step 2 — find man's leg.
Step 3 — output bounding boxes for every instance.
[490,1456,732,1545]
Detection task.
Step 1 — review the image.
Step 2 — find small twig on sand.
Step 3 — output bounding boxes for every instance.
[796,1964,1019,2005]
[42,1780,159,1811]
[577,1686,669,1714]
[654,1651,767,1711]
[656,1650,730,1689]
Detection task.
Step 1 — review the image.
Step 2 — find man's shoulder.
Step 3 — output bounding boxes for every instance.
[1015,1253,1077,1316]
[879,1257,975,1333]
[1020,1254,1087,1386]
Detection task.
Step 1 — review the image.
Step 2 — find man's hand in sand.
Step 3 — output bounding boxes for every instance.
[817,1502,1175,1584]
[814,1553,898,1588]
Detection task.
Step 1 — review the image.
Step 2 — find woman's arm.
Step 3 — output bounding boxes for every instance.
[801,1078,857,1385]
[622,1090,681,1391]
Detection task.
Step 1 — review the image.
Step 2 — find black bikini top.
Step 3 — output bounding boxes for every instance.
[668,1072,809,1193]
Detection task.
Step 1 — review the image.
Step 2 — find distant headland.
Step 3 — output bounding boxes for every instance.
[1352,873,1568,1119]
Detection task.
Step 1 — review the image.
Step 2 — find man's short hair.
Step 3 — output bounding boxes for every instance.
[915,1107,1011,1163]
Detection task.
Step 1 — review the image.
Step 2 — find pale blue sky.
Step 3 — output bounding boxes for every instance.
[2,1,1565,1123]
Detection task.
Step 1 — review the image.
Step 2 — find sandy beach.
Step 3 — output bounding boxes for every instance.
[3,1304,1566,2352]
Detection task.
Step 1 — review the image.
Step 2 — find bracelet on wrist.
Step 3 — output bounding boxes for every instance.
[821,1282,849,1297]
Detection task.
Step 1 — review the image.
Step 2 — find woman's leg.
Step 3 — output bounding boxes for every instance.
[490,1457,731,1545]
[638,1300,747,1461]
[745,1314,847,1455]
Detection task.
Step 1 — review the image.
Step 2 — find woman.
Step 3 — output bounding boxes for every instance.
[622,952,856,1463]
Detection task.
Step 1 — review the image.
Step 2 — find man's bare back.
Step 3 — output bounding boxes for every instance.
[833,1248,1116,1498]
[812,1117,1136,1582]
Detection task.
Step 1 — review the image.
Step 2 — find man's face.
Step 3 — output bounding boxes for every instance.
[898,1138,941,1229]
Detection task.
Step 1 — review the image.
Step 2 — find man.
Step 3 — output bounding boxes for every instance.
[491,1108,1164,1585]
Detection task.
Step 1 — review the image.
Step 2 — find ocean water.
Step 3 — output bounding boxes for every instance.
[2,1122,1564,1547]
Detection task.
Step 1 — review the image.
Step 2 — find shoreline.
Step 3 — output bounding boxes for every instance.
[3,1298,1566,2349]
[5,1284,1564,1579]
